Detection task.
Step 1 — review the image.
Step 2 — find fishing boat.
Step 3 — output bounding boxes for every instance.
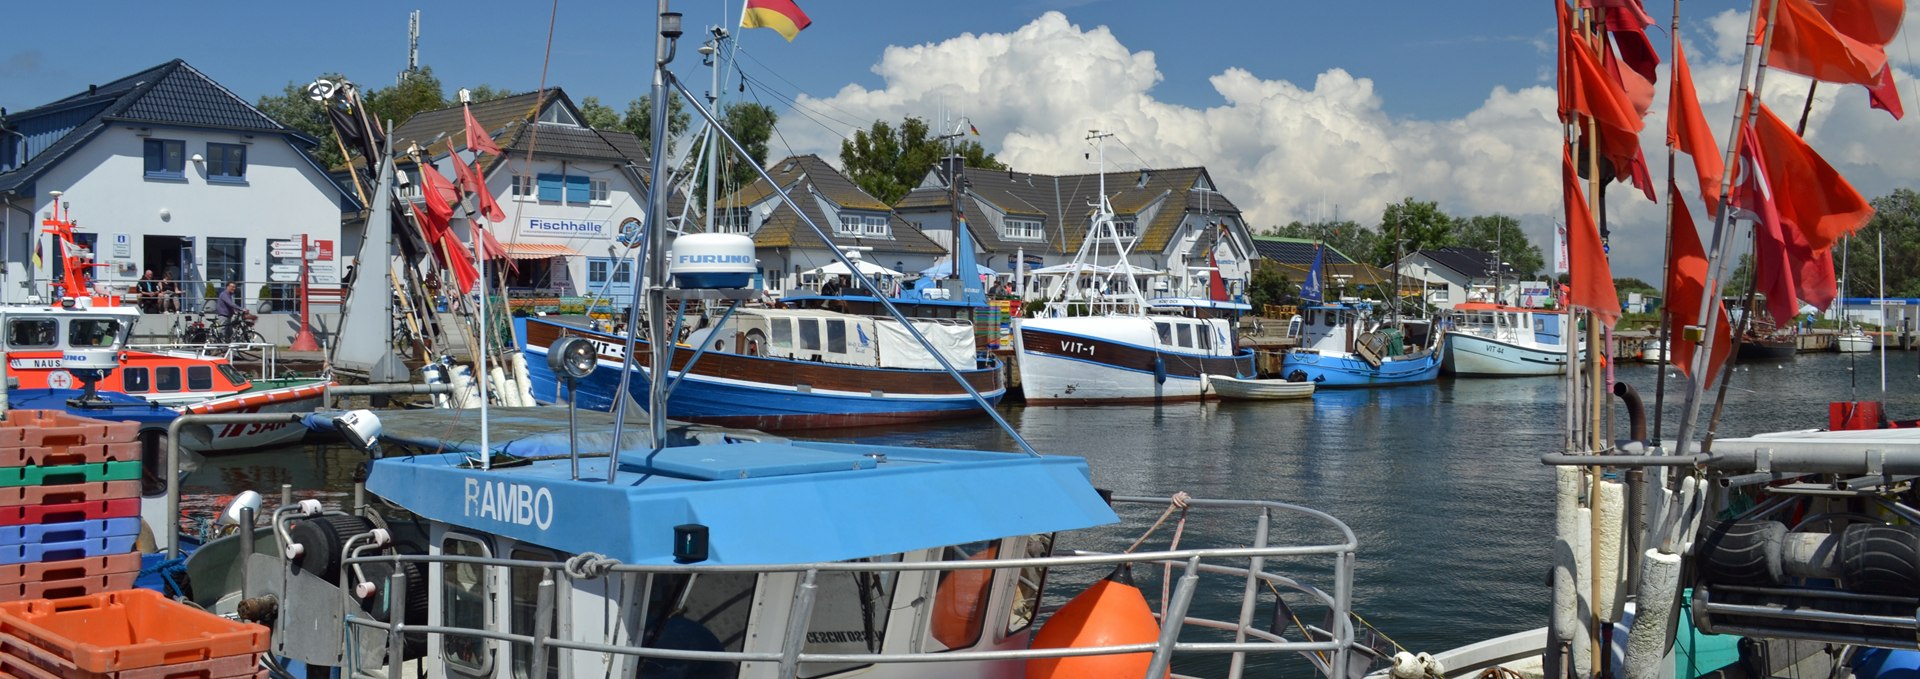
[1013,134,1256,403]
[1638,339,1670,363]
[1206,373,1315,400]
[151,15,1386,678]
[1281,302,1443,387]
[1837,323,1874,352]
[1440,302,1576,376]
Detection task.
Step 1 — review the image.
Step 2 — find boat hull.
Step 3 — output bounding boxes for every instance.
[1735,338,1797,362]
[178,379,331,453]
[1014,321,1255,404]
[1837,335,1874,353]
[1280,350,1442,387]
[520,318,1004,430]
[1207,375,1314,400]
[1442,332,1568,376]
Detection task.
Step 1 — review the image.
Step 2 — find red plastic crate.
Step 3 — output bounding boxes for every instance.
[0,572,136,603]
[2,632,264,678]
[0,553,141,586]
[0,499,138,528]
[0,589,268,673]
[0,442,139,469]
[0,412,137,449]
[0,482,140,509]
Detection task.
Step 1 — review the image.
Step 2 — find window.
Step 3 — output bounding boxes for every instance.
[207,237,246,285]
[1198,324,1212,351]
[442,535,494,674]
[7,319,55,348]
[143,139,184,179]
[825,319,846,353]
[68,319,121,348]
[397,169,421,198]
[611,261,631,284]
[1176,323,1193,348]
[205,143,246,181]
[799,318,821,351]
[535,173,595,204]
[565,175,589,205]
[636,572,754,677]
[717,208,752,234]
[511,175,534,200]
[1156,322,1173,345]
[156,367,181,392]
[509,548,559,679]
[218,364,247,386]
[1002,218,1044,241]
[590,178,610,204]
[123,368,150,393]
[1007,534,1054,636]
[772,319,793,349]
[587,259,609,284]
[536,104,579,127]
[1112,218,1138,239]
[799,555,902,678]
[187,366,212,391]
[837,213,889,238]
[929,540,998,651]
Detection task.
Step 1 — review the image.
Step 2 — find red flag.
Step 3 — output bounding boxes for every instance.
[448,147,507,223]
[1731,123,1802,325]
[1821,0,1905,46]
[415,164,480,294]
[1763,0,1890,88]
[1668,41,1725,210]
[1752,103,1874,252]
[1558,3,1645,138]
[1588,0,1654,30]
[1562,150,1621,327]
[1868,66,1905,120]
[463,106,502,157]
[1664,185,1733,386]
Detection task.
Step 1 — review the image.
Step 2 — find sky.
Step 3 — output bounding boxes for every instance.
[5,0,1920,283]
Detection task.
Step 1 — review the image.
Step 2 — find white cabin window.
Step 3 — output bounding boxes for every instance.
[799,318,822,351]
[773,319,794,349]
[441,534,494,674]
[7,318,56,348]
[826,319,846,353]
[590,178,611,205]
[799,555,903,678]
[838,213,890,238]
[511,175,534,201]
[928,540,999,651]
[509,547,560,678]
[1112,218,1138,239]
[1007,534,1054,636]
[1156,322,1173,345]
[1177,323,1193,348]
[1199,324,1213,351]
[1002,218,1044,241]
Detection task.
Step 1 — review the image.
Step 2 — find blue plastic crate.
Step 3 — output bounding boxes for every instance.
[0,518,139,547]
[0,535,136,565]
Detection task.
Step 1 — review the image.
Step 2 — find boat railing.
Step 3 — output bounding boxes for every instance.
[128,341,278,378]
[336,495,1359,679]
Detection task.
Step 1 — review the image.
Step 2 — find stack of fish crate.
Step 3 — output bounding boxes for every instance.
[0,589,269,678]
[0,411,143,602]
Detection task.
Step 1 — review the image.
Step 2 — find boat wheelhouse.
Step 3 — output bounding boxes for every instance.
[1281,302,1442,387]
[1440,302,1574,377]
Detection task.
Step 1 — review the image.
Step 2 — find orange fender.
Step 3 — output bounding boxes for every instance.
[1027,571,1165,679]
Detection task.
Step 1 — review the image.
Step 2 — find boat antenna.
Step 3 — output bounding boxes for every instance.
[461,89,492,471]
[645,3,685,465]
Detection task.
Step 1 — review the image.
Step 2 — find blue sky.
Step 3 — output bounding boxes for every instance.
[6,1,1918,285]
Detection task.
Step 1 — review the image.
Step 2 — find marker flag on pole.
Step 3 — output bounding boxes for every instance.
[463,105,501,157]
[741,0,811,41]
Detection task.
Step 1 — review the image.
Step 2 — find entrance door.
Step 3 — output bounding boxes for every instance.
[585,257,634,308]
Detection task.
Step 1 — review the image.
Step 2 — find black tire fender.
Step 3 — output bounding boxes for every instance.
[1697,519,1787,585]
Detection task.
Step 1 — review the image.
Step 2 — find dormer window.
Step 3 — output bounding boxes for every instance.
[1002,218,1044,241]
[837,213,889,238]
[1112,218,1137,239]
[537,104,579,127]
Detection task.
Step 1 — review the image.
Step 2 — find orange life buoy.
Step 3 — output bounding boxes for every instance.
[931,544,999,648]
[1027,567,1165,679]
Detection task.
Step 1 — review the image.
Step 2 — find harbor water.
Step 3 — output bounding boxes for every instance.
[181,352,1920,675]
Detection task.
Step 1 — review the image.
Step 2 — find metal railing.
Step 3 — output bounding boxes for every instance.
[335,495,1360,679]
[131,341,279,377]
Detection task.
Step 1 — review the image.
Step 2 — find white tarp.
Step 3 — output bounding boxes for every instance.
[874,319,976,370]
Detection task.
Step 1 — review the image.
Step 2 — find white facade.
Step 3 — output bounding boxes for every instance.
[8,125,346,307]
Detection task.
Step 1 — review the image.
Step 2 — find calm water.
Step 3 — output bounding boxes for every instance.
[184,351,1920,675]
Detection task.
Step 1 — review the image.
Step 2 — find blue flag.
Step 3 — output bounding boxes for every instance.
[1301,243,1324,304]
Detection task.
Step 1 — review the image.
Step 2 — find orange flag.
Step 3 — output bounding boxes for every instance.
[1664,185,1733,386]
[1562,150,1621,327]
[1868,65,1905,120]
[463,106,502,157]
[1668,41,1724,211]
[1558,2,1645,137]
[1820,0,1904,46]
[1763,0,1890,88]
[415,164,480,294]
[447,144,507,223]
[1751,103,1874,252]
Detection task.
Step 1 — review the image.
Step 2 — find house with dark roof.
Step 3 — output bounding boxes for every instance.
[895,162,1256,300]
[385,89,655,307]
[0,59,358,306]
[1251,236,1356,267]
[716,154,945,292]
[1395,246,1520,308]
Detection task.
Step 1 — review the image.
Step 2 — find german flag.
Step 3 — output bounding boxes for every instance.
[741,0,811,42]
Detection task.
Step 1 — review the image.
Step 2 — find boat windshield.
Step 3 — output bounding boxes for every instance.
[69,318,124,348]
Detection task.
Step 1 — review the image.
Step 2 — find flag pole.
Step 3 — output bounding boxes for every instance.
[1651,0,1683,443]
[1671,0,1782,461]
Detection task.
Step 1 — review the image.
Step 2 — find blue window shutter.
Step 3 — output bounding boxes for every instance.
[565,175,590,205]
[537,174,563,202]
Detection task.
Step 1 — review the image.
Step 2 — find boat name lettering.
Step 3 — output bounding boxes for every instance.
[7,358,61,369]
[463,478,555,530]
[806,631,876,644]
[676,254,754,265]
[1059,340,1096,356]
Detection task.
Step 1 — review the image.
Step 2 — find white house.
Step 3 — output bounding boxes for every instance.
[716,154,947,293]
[387,89,652,309]
[0,59,357,309]
[1396,246,1520,309]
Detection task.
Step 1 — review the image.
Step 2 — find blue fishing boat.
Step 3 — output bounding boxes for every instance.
[1281,302,1443,387]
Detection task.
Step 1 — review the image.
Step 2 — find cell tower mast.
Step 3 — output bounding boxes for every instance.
[399,10,420,84]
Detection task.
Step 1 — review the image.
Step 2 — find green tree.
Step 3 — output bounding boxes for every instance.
[1369,198,1458,266]
[707,102,778,206]
[1265,220,1378,266]
[1456,214,1546,279]
[465,84,514,102]
[578,96,621,130]
[1247,265,1294,310]
[366,66,447,131]
[1614,277,1659,295]
[1723,253,1753,296]
[255,75,347,167]
[622,96,690,155]
[839,116,1004,205]
[1840,188,1920,298]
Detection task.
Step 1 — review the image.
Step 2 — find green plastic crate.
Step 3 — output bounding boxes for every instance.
[0,461,142,488]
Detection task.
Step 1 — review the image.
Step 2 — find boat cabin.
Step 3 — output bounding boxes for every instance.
[359,440,1116,678]
[1,304,253,403]
[1286,303,1370,355]
[693,307,979,370]
[1446,303,1568,346]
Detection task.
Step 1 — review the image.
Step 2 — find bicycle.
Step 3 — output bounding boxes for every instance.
[170,314,212,345]
[213,314,267,347]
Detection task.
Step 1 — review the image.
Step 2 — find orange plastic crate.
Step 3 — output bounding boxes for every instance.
[2,632,265,678]
[0,589,268,673]
[0,481,140,508]
[0,412,137,449]
[0,553,141,587]
[0,571,136,603]
[0,442,140,468]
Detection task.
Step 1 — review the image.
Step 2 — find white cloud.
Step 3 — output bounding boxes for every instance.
[768,9,1920,283]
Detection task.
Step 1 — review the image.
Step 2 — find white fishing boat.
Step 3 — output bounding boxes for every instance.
[1206,373,1315,400]
[1837,324,1875,352]
[1441,302,1576,376]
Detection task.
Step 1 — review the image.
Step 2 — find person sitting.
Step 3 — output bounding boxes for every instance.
[819,276,844,297]
[135,270,161,313]
[160,268,181,312]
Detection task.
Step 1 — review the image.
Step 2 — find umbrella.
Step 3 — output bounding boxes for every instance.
[1030,262,1112,275]
[804,260,904,278]
[920,261,997,278]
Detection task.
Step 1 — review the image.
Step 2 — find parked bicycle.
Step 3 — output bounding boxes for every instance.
[212,313,266,346]
[170,313,212,344]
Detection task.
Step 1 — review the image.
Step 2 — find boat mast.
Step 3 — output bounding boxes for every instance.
[644,2,683,456]
[701,24,729,235]
[1651,0,1683,442]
